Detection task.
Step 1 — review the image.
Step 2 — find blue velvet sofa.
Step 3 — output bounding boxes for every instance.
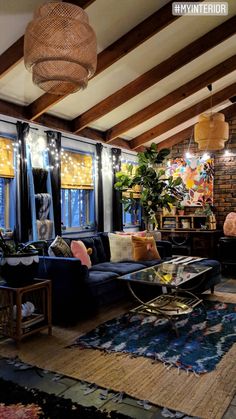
[35,233,221,325]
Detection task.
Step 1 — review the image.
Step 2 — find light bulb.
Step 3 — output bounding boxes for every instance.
[202,152,210,161]
[185,151,193,158]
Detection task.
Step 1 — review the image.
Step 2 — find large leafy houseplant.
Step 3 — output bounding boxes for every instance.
[115,143,185,228]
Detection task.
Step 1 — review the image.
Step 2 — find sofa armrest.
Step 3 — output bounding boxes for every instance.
[37,256,95,324]
[156,240,172,258]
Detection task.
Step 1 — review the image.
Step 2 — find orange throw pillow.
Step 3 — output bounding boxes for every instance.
[131,236,160,261]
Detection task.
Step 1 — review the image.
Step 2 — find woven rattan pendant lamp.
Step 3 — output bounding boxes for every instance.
[194,84,229,151]
[24,1,97,95]
[194,112,229,151]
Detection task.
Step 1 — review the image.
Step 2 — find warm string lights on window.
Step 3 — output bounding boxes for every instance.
[100,149,113,177]
[61,149,94,189]
[26,132,47,168]
[112,154,121,172]
[0,138,15,178]
[47,138,60,169]
[95,149,122,178]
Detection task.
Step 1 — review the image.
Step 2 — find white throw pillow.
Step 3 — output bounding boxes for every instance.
[108,233,133,262]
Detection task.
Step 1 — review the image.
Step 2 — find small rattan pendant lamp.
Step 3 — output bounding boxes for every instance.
[24,1,97,95]
[194,84,229,151]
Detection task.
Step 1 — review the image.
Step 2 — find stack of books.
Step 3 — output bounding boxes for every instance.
[163,217,176,229]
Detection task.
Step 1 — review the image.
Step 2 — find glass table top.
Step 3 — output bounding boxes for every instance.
[119,260,212,288]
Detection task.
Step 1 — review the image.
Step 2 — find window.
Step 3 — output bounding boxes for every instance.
[121,160,141,227]
[0,137,15,230]
[123,200,141,227]
[61,189,94,229]
[60,150,95,231]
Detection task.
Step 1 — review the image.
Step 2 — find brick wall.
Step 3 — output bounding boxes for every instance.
[169,116,236,228]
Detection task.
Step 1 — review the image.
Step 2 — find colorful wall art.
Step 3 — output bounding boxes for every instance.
[166,157,214,206]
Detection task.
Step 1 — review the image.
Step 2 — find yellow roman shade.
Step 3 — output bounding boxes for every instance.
[61,151,94,189]
[0,137,14,178]
[121,162,141,199]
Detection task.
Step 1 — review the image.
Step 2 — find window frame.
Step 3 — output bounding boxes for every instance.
[60,148,96,234]
[0,134,16,231]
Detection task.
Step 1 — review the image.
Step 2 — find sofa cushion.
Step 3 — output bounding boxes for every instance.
[108,233,133,262]
[98,232,111,262]
[137,259,162,267]
[90,261,146,275]
[93,236,107,263]
[48,236,73,258]
[88,270,119,285]
[71,240,92,268]
[132,236,160,261]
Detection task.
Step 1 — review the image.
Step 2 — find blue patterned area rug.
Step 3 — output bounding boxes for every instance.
[73,300,236,374]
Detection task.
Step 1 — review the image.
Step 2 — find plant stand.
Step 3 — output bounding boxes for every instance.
[0,278,52,348]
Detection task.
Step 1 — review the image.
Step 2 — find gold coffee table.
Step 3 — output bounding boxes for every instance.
[119,258,212,334]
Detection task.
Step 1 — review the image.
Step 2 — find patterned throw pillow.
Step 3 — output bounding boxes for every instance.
[131,235,160,261]
[48,236,73,257]
[108,233,133,262]
[71,240,92,268]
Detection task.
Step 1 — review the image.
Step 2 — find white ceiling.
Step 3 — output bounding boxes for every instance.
[0,0,235,150]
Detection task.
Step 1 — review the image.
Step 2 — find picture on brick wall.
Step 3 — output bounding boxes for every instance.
[166,157,214,206]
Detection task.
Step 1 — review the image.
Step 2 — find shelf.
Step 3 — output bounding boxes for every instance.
[160,214,208,230]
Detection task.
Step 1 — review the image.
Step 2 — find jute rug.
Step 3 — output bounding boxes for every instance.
[0,292,235,419]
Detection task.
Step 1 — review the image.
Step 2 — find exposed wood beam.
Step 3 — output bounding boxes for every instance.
[36,114,73,133]
[73,16,236,133]
[0,99,26,119]
[130,83,236,149]
[158,126,194,150]
[26,2,180,120]
[0,36,24,78]
[0,98,130,149]
[157,103,236,150]
[105,55,236,142]
[0,0,95,80]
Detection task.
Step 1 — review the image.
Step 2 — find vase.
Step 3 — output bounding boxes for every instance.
[0,252,39,287]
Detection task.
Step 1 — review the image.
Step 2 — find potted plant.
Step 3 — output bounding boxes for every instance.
[0,231,39,286]
[115,143,185,230]
[177,202,185,215]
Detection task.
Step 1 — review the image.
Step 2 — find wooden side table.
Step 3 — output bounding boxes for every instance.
[0,278,52,347]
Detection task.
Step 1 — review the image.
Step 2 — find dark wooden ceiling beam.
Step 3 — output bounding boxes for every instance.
[130,82,236,149]
[105,55,236,142]
[26,2,180,120]
[0,98,131,149]
[156,103,236,150]
[72,16,236,133]
[0,36,24,78]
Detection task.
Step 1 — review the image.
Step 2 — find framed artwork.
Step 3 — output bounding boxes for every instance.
[166,157,214,206]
